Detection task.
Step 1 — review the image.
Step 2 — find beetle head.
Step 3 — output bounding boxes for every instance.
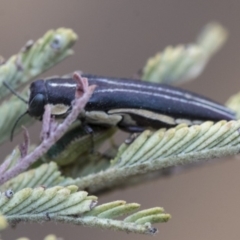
[28,79,47,118]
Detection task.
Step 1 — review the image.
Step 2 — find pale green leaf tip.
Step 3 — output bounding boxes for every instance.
[0,215,8,230]
[16,237,58,240]
[66,185,79,193]
[44,235,58,240]
[135,213,171,224]
[197,22,228,55]
[96,203,140,219]
[124,207,165,222]
[226,93,240,119]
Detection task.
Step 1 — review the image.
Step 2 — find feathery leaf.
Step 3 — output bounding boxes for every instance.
[71,120,240,193]
[1,186,170,235]
[142,22,227,84]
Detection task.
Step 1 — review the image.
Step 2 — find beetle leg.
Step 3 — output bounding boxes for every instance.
[118,124,145,133]
[79,118,95,153]
[125,133,141,144]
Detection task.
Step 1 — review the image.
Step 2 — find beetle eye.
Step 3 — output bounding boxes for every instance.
[28,93,46,117]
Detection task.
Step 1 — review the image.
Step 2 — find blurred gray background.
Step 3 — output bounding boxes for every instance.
[1,0,240,239]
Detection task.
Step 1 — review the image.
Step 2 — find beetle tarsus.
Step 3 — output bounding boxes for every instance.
[125,133,140,144]
[82,122,95,153]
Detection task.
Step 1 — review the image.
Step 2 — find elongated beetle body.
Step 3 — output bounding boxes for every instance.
[28,75,236,132]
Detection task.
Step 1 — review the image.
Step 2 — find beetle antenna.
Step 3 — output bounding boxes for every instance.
[11,111,28,141]
[3,81,28,104]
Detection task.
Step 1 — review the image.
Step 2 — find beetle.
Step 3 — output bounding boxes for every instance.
[26,74,236,134]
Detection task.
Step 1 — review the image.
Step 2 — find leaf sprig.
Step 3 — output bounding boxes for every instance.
[0,186,170,235]
[142,22,227,84]
[71,120,240,193]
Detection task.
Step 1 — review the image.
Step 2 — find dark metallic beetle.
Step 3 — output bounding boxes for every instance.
[27,75,236,133]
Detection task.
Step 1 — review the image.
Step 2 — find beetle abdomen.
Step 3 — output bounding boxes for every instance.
[84,75,235,122]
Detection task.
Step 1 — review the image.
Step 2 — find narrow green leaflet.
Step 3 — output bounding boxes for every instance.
[0,215,7,231]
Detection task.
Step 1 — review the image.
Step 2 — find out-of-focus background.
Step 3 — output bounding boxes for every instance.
[1,1,240,239]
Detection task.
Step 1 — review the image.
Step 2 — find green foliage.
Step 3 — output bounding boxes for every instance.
[65,120,240,193]
[142,22,227,84]
[0,22,239,238]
